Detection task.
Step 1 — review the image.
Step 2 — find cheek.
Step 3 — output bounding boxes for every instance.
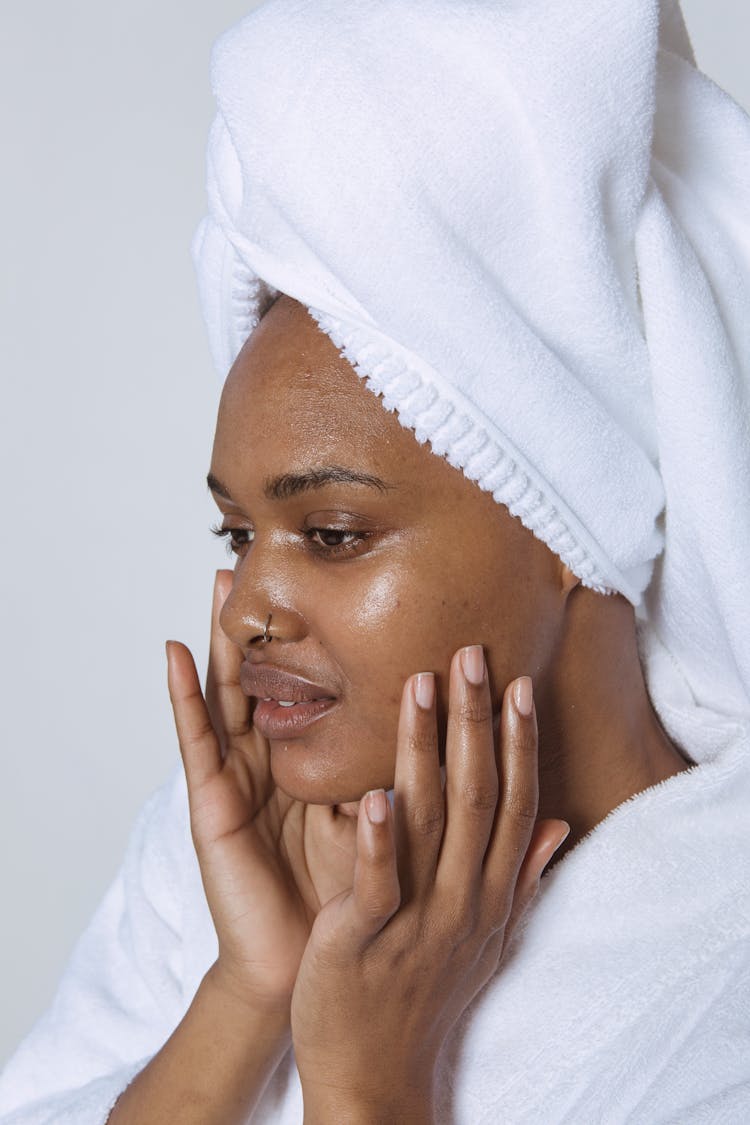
[269,561,454,803]
[329,539,558,725]
[344,567,404,641]
[317,561,493,753]
[319,559,459,702]
[268,536,556,804]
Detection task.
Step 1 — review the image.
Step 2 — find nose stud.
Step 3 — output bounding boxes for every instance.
[262,614,272,644]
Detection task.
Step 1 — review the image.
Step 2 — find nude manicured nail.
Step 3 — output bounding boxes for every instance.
[541,823,571,876]
[365,789,387,824]
[514,676,534,717]
[413,672,435,710]
[460,645,485,685]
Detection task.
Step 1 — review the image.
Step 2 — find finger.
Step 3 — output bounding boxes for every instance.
[166,639,222,791]
[351,789,400,942]
[482,676,540,924]
[393,672,443,901]
[204,569,250,747]
[502,819,570,944]
[436,646,498,903]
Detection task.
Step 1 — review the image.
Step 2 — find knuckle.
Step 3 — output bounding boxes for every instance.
[184,715,216,747]
[404,729,435,758]
[483,885,515,931]
[370,850,395,874]
[459,695,493,727]
[366,836,398,875]
[224,719,250,742]
[515,722,538,757]
[363,883,401,923]
[442,902,480,948]
[410,801,444,837]
[461,779,499,814]
[503,787,538,828]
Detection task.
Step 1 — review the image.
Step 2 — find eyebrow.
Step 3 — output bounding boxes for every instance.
[206,466,394,502]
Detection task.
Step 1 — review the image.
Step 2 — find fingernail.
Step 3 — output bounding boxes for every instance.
[460,645,485,686]
[365,789,387,824]
[413,672,435,710]
[513,676,533,717]
[542,823,571,871]
[553,823,571,852]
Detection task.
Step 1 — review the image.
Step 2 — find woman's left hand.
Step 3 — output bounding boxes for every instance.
[290,644,570,1124]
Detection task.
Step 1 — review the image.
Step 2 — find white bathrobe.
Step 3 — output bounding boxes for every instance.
[1,630,749,1124]
[3,1,749,1119]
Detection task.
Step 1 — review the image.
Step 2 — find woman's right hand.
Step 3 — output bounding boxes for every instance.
[166,570,358,1017]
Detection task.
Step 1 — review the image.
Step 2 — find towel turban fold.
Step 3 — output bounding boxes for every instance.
[193,0,750,732]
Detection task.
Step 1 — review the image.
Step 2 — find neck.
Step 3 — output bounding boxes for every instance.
[535,587,692,866]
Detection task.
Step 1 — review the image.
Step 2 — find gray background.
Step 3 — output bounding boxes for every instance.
[1,0,748,1065]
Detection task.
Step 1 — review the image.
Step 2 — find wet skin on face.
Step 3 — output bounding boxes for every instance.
[209,295,689,840]
[209,295,567,803]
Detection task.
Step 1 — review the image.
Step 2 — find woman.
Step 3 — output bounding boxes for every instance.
[1,0,749,1121]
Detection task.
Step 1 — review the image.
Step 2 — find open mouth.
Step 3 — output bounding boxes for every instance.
[252,696,338,738]
[240,661,339,739]
[262,698,310,708]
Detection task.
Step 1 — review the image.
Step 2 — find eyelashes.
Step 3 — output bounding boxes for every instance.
[210,523,372,559]
[210,524,252,556]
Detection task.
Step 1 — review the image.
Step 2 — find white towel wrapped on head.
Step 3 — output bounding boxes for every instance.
[194,0,750,733]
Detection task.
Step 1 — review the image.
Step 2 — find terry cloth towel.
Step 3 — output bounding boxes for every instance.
[192,0,750,732]
[0,698,748,1123]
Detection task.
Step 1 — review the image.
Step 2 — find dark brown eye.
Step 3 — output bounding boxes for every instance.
[210,525,255,555]
[305,528,370,556]
[313,529,356,547]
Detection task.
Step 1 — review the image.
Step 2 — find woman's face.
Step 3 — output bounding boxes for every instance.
[210,295,567,803]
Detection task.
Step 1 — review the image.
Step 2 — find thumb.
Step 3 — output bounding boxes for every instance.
[310,790,400,953]
[353,790,401,937]
[503,819,570,941]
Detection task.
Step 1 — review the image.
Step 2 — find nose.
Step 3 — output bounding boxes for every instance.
[218,552,308,651]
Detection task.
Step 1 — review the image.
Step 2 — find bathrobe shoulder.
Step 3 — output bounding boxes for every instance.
[0,765,205,1125]
[438,706,750,1124]
[1,710,749,1124]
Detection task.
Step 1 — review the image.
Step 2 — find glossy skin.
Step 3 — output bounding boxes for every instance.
[134,294,690,1124]
[211,299,561,805]
[209,295,689,833]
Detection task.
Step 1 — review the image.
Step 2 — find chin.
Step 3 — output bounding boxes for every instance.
[268,736,392,806]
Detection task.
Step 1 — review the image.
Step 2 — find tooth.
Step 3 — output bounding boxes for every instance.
[278,700,297,708]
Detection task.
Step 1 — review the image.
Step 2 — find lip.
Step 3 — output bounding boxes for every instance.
[240,662,339,739]
[253,697,338,738]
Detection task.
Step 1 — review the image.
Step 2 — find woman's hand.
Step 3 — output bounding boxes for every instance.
[290,645,569,1123]
[166,570,358,1018]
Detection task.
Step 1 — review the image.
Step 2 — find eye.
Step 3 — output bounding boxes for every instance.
[210,524,254,556]
[305,527,371,556]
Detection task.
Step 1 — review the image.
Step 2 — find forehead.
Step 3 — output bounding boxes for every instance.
[214,295,429,480]
[209,296,544,570]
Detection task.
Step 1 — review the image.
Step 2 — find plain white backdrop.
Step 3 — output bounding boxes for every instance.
[1,0,748,1065]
